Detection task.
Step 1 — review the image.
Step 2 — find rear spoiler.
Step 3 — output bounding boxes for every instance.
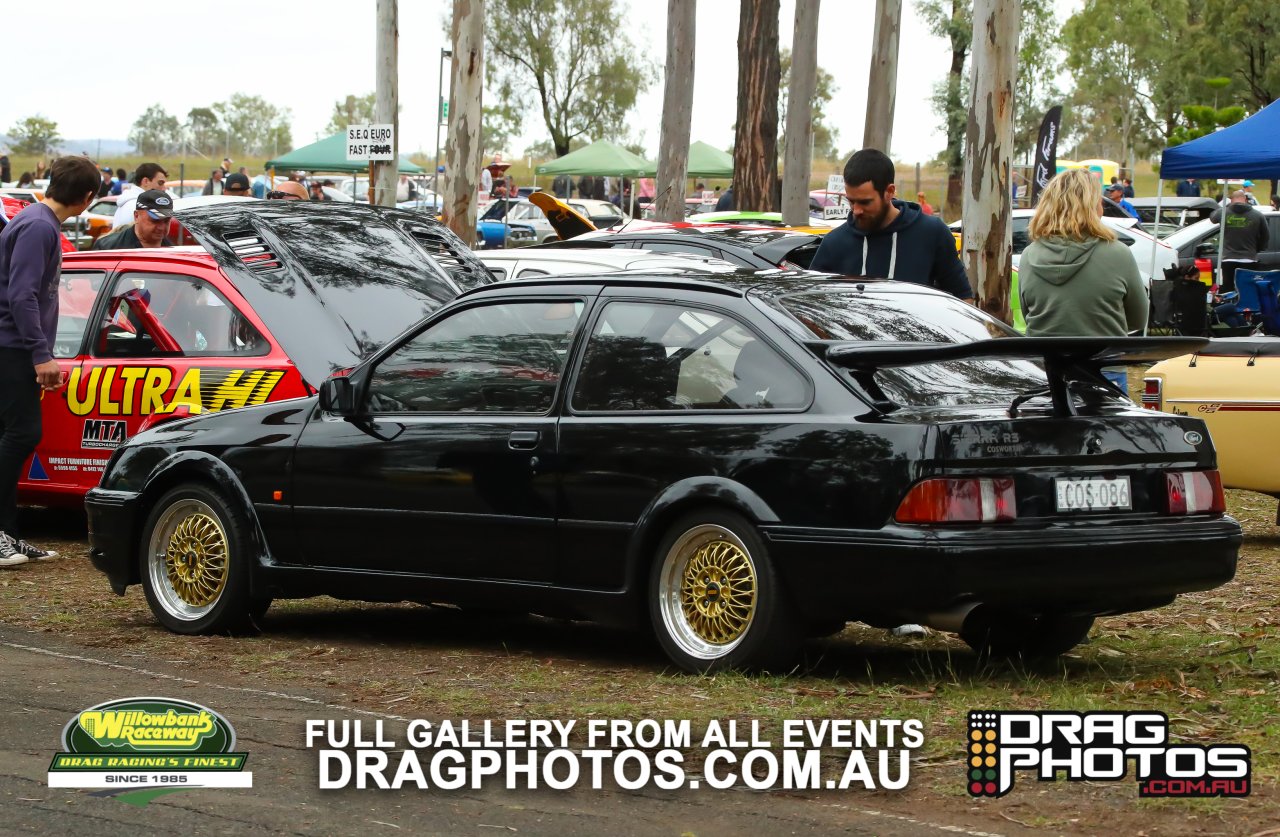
[810,336,1209,416]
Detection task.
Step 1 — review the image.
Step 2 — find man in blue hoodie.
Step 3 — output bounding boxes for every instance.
[810,149,973,300]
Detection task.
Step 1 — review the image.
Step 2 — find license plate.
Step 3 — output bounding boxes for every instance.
[1055,476,1131,512]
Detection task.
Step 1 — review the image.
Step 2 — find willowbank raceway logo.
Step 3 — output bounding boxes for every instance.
[966,711,1250,799]
[48,697,252,797]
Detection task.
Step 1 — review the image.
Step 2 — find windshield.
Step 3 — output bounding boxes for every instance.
[771,288,1054,407]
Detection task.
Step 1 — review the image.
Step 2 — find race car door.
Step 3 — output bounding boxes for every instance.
[24,265,116,498]
[289,296,586,583]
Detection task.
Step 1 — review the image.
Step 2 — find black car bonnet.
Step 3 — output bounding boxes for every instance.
[176,202,492,386]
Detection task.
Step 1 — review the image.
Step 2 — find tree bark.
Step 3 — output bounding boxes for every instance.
[733,0,781,213]
[963,0,1020,324]
[655,0,696,223]
[445,0,483,247]
[863,0,901,152]
[943,0,968,221]
[372,0,399,207]
[782,0,820,226]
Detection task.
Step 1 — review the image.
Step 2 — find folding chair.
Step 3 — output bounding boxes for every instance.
[1235,269,1280,335]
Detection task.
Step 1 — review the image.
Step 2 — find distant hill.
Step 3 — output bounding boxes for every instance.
[0,136,135,158]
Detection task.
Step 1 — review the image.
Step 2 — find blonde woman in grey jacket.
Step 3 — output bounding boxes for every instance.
[1019,169,1148,389]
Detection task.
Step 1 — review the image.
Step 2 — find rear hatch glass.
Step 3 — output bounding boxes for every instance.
[769,287,1090,408]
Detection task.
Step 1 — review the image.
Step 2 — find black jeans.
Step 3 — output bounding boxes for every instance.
[0,348,42,537]
[1220,261,1258,294]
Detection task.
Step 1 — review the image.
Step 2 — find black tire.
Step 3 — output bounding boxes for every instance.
[959,609,1094,659]
[649,509,800,673]
[139,483,256,635]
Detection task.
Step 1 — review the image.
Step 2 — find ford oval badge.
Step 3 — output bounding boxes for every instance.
[1184,430,1204,446]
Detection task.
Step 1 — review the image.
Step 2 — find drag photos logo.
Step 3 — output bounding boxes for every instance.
[966,711,1249,798]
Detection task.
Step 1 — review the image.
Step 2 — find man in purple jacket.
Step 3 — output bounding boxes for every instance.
[0,155,99,566]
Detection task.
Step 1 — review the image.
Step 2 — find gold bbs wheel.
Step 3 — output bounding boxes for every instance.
[658,523,758,661]
[147,498,229,621]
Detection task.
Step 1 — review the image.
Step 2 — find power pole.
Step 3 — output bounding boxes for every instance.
[962,0,1020,323]
[733,0,781,212]
[655,0,695,223]
[373,0,399,207]
[863,0,901,152]
[782,0,820,226]
[445,0,483,246]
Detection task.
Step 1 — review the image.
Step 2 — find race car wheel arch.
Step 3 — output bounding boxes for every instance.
[139,481,257,635]
[131,453,272,597]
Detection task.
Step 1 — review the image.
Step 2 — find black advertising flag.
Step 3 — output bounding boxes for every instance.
[1031,106,1063,206]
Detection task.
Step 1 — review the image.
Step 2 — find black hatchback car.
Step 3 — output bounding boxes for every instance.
[86,274,1241,672]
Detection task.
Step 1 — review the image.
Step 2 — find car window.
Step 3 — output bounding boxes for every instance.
[366,300,583,414]
[1114,230,1134,247]
[516,268,549,279]
[486,265,509,281]
[96,272,268,358]
[573,301,808,411]
[87,201,115,216]
[1011,218,1031,254]
[507,204,527,220]
[568,203,587,215]
[772,289,1049,408]
[525,205,547,221]
[55,272,106,358]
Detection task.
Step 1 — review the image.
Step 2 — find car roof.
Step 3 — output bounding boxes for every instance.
[1128,197,1218,209]
[455,270,947,303]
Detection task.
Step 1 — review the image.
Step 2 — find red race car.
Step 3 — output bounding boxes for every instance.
[22,201,492,507]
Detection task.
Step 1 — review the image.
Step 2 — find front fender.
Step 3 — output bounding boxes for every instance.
[135,450,275,592]
[622,476,781,597]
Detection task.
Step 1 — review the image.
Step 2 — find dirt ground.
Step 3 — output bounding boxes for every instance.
[1,491,1277,835]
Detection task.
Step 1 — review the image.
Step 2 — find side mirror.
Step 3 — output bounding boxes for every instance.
[319,376,355,415]
[1194,242,1217,258]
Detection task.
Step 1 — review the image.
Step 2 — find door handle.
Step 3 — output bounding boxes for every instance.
[508,430,540,450]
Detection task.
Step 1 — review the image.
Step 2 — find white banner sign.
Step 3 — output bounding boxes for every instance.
[823,205,849,220]
[826,174,844,195]
[346,124,395,161]
[48,771,254,788]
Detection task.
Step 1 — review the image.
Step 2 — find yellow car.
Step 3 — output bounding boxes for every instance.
[1144,337,1280,518]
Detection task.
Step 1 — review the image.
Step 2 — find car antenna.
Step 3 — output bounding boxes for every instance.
[616,181,674,236]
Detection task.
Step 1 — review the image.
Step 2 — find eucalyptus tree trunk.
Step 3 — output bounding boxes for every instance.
[445,0,483,246]
[863,0,901,152]
[733,0,781,212]
[782,0,820,226]
[655,0,695,223]
[963,0,1020,323]
[372,0,398,207]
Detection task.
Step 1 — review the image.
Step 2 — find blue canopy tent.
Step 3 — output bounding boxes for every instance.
[1156,99,1280,286]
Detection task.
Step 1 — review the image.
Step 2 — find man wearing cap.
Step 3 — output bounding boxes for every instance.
[1210,190,1270,293]
[223,172,252,197]
[93,191,175,250]
[1105,183,1138,219]
[1241,181,1260,206]
[308,180,332,201]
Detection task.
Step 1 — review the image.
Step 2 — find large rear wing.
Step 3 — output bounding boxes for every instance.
[809,336,1208,416]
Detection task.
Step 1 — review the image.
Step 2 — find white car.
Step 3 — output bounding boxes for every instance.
[949,208,1176,286]
[478,247,740,281]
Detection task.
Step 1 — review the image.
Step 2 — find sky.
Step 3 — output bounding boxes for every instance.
[2,0,1080,167]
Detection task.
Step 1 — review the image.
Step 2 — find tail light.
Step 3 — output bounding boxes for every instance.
[1166,470,1225,515]
[1141,377,1162,410]
[895,477,1017,524]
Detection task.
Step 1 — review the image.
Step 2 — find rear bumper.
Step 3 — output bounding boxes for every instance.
[764,516,1241,622]
[85,488,143,595]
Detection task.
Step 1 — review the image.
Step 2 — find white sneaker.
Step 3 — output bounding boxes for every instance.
[890,623,928,638]
[0,531,55,562]
[0,535,30,567]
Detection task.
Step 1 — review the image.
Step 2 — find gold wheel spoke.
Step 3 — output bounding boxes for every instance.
[159,509,229,607]
[676,534,757,647]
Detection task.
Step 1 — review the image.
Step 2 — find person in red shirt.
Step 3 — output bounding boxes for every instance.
[916,191,935,216]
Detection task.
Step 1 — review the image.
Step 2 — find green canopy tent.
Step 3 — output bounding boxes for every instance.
[536,140,654,217]
[265,132,424,199]
[685,140,734,179]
